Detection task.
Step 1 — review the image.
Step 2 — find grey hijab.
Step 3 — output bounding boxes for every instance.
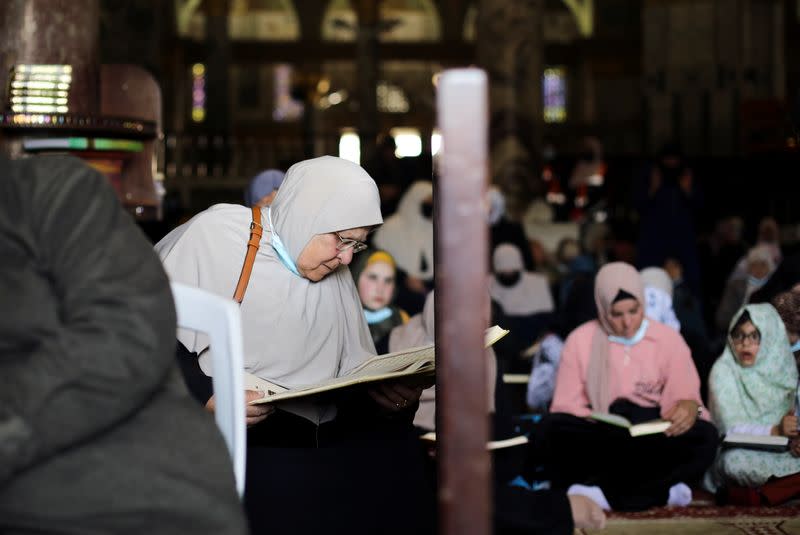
[156,156,382,421]
[388,291,496,430]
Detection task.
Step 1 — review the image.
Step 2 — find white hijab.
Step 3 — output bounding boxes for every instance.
[640,267,681,331]
[373,181,434,280]
[489,243,554,316]
[156,156,382,421]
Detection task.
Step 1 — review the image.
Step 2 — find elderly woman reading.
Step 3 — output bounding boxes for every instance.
[156,156,432,534]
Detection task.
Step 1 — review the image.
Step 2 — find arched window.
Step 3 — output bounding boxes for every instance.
[175,0,300,41]
[321,0,441,42]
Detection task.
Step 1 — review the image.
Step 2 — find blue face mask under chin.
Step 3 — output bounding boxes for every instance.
[747,275,768,288]
[364,307,393,324]
[790,339,800,353]
[268,207,301,277]
[608,318,650,346]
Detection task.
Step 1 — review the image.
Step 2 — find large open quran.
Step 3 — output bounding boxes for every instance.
[246,325,509,405]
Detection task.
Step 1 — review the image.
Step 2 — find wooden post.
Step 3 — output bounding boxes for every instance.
[435,68,490,535]
[355,0,380,165]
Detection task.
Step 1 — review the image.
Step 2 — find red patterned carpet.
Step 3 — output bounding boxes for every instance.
[576,493,800,534]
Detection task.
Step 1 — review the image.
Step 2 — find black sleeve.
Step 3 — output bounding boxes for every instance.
[335,387,420,431]
[175,342,214,405]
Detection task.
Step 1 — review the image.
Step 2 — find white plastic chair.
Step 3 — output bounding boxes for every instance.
[171,282,246,497]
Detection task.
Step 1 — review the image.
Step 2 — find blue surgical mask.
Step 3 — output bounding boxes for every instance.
[790,339,800,353]
[268,207,301,277]
[747,275,768,288]
[608,318,650,346]
[364,307,393,324]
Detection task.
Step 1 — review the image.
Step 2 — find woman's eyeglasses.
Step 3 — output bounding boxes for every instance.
[730,331,760,345]
[335,232,368,254]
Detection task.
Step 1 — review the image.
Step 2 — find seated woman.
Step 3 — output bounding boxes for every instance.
[532,262,718,512]
[156,156,432,534]
[389,292,606,533]
[490,242,555,357]
[705,304,800,495]
[773,291,800,458]
[350,249,409,353]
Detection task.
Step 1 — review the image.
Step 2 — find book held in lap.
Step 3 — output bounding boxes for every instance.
[418,432,529,451]
[246,325,509,405]
[722,433,789,452]
[589,412,672,437]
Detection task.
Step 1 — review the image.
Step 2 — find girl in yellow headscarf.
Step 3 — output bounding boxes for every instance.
[350,249,409,353]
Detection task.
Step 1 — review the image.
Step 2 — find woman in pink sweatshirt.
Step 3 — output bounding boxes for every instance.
[529,262,718,511]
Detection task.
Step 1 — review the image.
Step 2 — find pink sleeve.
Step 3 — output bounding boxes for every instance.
[550,330,592,417]
[658,334,708,420]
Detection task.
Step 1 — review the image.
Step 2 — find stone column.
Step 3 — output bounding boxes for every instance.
[476,0,544,219]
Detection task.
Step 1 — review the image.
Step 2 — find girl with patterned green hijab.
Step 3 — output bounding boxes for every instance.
[705,303,800,492]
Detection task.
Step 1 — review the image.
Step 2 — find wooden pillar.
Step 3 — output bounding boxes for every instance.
[204,0,230,135]
[355,0,380,166]
[435,68,490,535]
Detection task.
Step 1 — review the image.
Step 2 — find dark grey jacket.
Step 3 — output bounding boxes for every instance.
[0,156,248,534]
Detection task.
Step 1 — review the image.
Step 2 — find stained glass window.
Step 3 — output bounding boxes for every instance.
[543,67,567,123]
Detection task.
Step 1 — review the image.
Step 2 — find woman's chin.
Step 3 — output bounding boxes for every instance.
[738,354,756,367]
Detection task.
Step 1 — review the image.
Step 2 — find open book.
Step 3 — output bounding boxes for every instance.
[502,373,530,385]
[419,432,529,451]
[723,433,789,452]
[247,325,509,405]
[589,412,672,437]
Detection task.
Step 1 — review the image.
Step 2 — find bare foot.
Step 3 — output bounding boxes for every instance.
[568,494,607,531]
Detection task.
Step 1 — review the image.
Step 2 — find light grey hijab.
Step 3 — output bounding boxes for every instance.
[156,156,382,422]
[389,292,496,431]
[389,291,435,351]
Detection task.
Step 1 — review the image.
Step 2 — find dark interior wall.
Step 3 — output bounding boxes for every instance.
[99,0,169,79]
[92,0,799,224]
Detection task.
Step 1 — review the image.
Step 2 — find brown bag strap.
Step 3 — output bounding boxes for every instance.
[233,206,262,304]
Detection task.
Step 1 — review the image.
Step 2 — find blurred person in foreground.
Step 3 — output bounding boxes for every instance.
[0,156,246,534]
